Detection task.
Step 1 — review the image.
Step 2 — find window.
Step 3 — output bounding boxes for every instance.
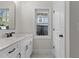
[35,9,49,36]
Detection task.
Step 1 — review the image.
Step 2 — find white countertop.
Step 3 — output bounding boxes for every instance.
[0,33,33,51]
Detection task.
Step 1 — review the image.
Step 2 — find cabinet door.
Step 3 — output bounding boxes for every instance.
[8,51,20,58]
[25,38,33,58]
[0,43,19,58]
[0,50,8,58]
[20,38,28,58]
[20,37,33,58]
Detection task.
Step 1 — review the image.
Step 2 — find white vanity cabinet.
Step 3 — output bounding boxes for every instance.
[0,34,33,58]
[20,37,33,58]
[0,43,20,58]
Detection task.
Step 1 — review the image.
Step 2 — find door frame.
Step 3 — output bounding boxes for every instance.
[65,1,70,58]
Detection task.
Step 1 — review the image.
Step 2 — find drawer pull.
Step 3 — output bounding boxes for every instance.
[19,53,21,58]
[26,45,28,50]
[8,48,16,54]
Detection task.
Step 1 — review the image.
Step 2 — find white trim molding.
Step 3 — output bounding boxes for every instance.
[65,1,70,58]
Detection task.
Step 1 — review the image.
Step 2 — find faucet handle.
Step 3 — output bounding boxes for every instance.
[5,33,10,38]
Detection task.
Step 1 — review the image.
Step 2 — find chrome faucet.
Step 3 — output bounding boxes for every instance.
[5,32,15,38]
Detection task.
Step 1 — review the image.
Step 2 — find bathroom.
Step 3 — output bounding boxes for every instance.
[0,1,79,58]
[0,1,66,58]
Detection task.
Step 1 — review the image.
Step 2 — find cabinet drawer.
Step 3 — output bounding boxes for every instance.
[0,43,18,58]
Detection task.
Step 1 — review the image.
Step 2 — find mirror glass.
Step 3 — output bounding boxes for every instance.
[0,8,9,29]
[0,2,15,30]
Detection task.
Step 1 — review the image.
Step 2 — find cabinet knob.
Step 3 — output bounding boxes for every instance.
[19,53,21,58]
[26,45,28,50]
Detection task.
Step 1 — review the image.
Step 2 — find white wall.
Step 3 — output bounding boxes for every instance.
[20,1,53,55]
[15,2,23,33]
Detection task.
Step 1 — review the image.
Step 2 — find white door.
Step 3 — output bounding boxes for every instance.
[53,1,65,58]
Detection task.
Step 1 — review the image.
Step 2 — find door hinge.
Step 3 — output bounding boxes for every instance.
[53,46,55,48]
[53,10,55,13]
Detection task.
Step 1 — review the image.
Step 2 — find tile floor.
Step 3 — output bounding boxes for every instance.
[31,49,55,58]
[31,54,53,58]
